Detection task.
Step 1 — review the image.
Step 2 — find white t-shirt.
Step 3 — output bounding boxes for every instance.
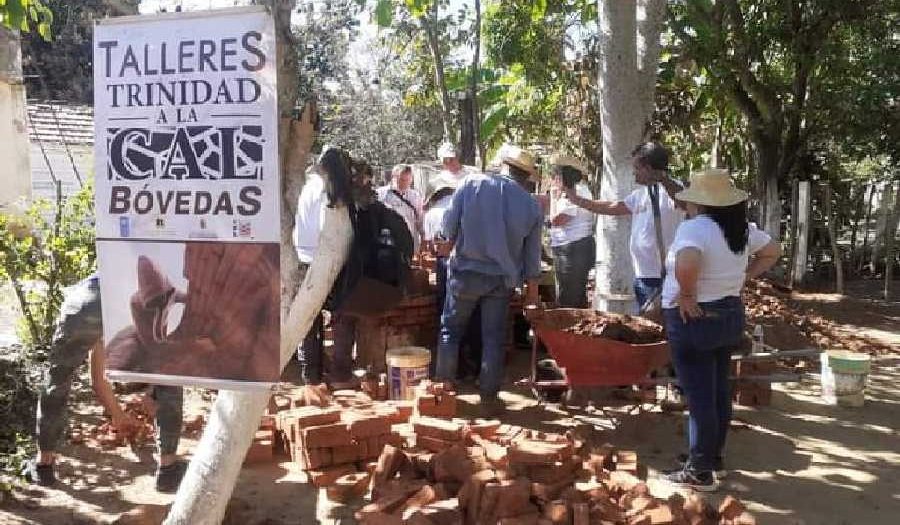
[661,215,772,307]
[377,185,424,250]
[623,185,684,278]
[435,165,480,189]
[550,183,595,247]
[293,172,326,264]
[423,194,452,241]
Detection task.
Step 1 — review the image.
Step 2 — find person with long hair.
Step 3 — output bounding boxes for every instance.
[547,155,595,307]
[660,168,781,491]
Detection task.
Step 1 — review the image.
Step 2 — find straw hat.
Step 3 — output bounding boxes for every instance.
[548,154,588,176]
[675,168,749,207]
[437,142,457,160]
[425,181,456,207]
[497,144,538,177]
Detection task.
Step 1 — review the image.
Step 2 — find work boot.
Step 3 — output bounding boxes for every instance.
[23,460,56,487]
[156,459,188,493]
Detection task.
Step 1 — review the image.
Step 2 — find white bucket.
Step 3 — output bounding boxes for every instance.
[821,350,871,407]
[386,346,431,400]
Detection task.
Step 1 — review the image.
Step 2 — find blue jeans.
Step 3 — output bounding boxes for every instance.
[552,236,595,308]
[435,269,512,401]
[663,296,745,473]
[633,277,663,312]
[435,257,482,378]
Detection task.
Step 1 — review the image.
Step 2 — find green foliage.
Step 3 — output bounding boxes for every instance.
[0,181,96,355]
[0,0,53,39]
[21,1,139,102]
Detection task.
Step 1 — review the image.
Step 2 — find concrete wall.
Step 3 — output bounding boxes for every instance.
[0,28,31,211]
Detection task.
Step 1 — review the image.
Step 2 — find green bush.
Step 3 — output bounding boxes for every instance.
[0,181,96,357]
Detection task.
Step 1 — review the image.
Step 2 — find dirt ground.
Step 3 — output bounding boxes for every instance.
[1,281,898,525]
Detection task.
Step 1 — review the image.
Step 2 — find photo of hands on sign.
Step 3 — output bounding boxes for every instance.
[101,242,280,383]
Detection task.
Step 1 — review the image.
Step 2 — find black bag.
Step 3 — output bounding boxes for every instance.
[327,202,414,315]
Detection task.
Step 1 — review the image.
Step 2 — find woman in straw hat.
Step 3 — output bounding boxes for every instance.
[660,168,781,491]
[547,154,595,307]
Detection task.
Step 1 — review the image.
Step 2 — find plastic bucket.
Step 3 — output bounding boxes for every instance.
[386,346,431,400]
[821,350,871,407]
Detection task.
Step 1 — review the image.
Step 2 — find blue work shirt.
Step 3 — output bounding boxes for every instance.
[442,173,543,288]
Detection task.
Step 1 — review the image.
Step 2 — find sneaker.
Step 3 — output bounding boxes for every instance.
[677,453,727,479]
[22,460,56,487]
[662,468,719,492]
[156,459,188,493]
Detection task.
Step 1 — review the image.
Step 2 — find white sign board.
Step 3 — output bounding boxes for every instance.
[94,7,280,389]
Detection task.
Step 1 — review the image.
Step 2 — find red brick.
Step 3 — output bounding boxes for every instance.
[338,441,371,464]
[418,435,459,453]
[432,445,474,484]
[509,438,573,466]
[644,505,674,525]
[399,485,438,512]
[325,472,371,503]
[302,423,353,448]
[496,512,541,525]
[372,444,411,498]
[734,512,757,525]
[355,480,428,520]
[345,413,392,438]
[307,463,357,488]
[356,511,404,525]
[479,479,532,522]
[385,401,414,423]
[404,499,462,525]
[458,470,497,525]
[259,414,277,431]
[296,446,332,470]
[413,417,465,442]
[469,419,501,438]
[615,450,639,473]
[718,495,746,520]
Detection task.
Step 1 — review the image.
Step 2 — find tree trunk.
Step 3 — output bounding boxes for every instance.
[824,183,844,294]
[593,0,664,313]
[422,3,454,142]
[0,26,32,208]
[164,3,353,523]
[848,182,864,260]
[884,181,900,300]
[458,92,475,165]
[871,181,895,269]
[470,0,484,169]
[857,183,876,273]
[757,143,782,241]
[791,180,810,286]
[787,178,799,289]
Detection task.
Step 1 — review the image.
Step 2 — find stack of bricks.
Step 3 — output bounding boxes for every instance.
[244,413,277,465]
[280,404,406,472]
[356,291,526,374]
[732,359,775,406]
[354,424,758,525]
[414,381,457,418]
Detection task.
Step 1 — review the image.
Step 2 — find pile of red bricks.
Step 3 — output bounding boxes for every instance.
[414,381,457,418]
[351,422,757,525]
[732,360,775,407]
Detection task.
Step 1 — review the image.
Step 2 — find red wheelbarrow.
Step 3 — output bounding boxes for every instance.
[521,307,671,402]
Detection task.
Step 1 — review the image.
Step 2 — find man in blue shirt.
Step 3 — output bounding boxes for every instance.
[436,145,543,416]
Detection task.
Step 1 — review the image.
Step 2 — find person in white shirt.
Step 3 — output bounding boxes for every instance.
[292,148,355,387]
[436,142,480,189]
[564,142,684,311]
[547,155,595,307]
[658,168,780,492]
[378,164,424,252]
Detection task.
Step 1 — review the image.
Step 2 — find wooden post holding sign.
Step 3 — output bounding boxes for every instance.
[93,7,280,390]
